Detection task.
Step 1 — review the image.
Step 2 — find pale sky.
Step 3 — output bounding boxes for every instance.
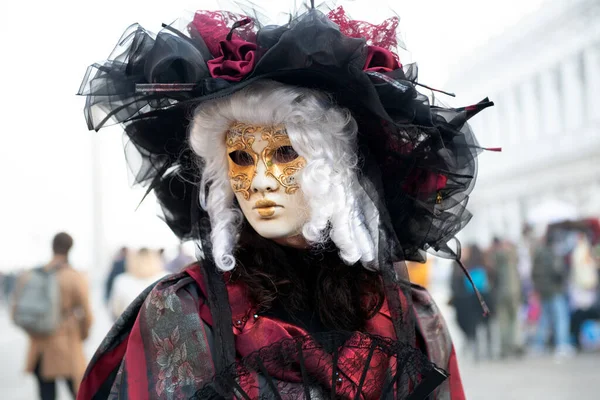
[0,0,546,273]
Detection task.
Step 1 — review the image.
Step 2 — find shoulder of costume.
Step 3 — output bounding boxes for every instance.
[79,263,217,398]
[410,284,454,371]
[136,263,249,328]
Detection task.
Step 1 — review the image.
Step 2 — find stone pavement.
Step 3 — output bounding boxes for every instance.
[1,285,599,399]
[431,281,600,399]
[460,353,600,400]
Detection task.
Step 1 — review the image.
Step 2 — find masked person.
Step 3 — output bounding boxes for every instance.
[77,4,493,399]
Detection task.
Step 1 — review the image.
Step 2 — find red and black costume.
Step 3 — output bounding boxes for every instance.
[78,3,492,399]
[78,265,465,399]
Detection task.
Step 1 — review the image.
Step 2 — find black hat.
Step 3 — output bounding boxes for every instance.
[79,5,493,262]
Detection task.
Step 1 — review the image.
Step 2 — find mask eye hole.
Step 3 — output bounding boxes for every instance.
[229,150,254,166]
[273,146,299,164]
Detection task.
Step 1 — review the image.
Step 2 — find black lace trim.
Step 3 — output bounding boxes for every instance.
[192,332,444,399]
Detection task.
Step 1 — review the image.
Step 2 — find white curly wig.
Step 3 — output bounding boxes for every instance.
[188,80,380,271]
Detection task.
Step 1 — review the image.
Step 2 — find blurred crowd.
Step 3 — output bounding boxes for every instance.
[447,219,600,362]
[3,222,599,398]
[104,245,194,320]
[0,234,196,400]
[0,244,195,317]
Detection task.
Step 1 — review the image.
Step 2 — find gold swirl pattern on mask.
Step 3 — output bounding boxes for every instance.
[271,159,306,195]
[260,126,306,195]
[226,122,257,150]
[225,122,306,198]
[229,173,252,200]
[226,123,259,200]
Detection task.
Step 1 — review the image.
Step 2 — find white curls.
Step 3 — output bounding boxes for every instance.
[188,80,379,271]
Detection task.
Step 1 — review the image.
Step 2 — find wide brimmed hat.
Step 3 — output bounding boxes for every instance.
[79,4,493,264]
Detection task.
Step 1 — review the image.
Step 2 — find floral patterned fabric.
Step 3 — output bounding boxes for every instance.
[78,273,215,400]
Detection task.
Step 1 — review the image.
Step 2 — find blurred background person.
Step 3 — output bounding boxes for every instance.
[593,239,600,265]
[471,244,496,361]
[517,226,534,290]
[489,237,522,358]
[2,271,17,306]
[164,244,195,274]
[0,272,6,307]
[12,233,93,400]
[569,232,599,352]
[517,225,536,348]
[103,247,128,305]
[449,256,478,359]
[109,248,167,320]
[407,255,432,289]
[531,235,573,358]
[450,244,492,361]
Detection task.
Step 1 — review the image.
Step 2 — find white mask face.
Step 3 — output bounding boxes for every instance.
[226,123,310,243]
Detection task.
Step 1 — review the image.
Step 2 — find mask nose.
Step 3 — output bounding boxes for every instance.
[251,160,279,194]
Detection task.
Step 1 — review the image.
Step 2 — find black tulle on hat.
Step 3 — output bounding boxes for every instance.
[78,5,492,261]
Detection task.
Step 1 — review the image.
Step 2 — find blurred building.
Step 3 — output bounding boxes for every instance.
[445,0,600,245]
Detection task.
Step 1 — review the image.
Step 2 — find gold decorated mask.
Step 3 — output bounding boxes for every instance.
[226,123,307,200]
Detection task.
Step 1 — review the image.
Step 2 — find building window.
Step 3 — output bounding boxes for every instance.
[560,55,585,131]
[583,42,600,122]
[540,66,562,136]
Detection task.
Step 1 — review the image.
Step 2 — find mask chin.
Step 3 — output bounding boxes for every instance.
[272,235,310,249]
[248,221,303,243]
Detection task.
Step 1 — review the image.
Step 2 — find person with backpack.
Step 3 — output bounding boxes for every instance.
[12,232,93,400]
[490,237,522,358]
[569,232,600,351]
[467,245,494,360]
[531,235,573,358]
[450,244,493,361]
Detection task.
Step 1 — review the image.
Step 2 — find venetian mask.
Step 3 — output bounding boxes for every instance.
[226,122,309,243]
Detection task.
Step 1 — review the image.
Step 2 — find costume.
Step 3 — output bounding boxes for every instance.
[77,3,493,399]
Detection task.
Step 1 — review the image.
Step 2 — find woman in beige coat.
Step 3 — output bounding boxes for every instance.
[15,233,93,400]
